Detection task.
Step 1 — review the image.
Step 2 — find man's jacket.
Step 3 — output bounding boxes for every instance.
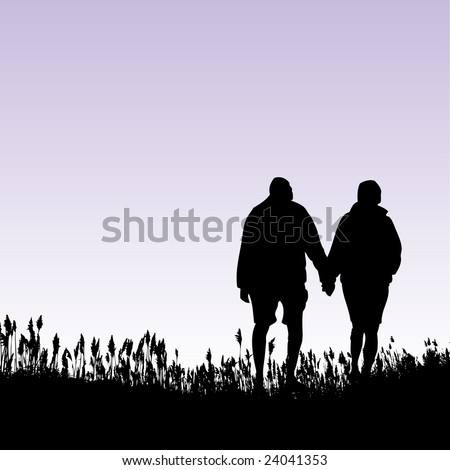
[237,197,328,290]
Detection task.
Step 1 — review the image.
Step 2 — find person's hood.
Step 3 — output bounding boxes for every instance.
[349,202,388,217]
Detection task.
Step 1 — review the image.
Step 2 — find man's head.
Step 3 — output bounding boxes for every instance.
[357,180,381,206]
[269,177,293,203]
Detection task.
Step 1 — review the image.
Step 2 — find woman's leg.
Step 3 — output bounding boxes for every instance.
[362,285,389,376]
[343,283,364,373]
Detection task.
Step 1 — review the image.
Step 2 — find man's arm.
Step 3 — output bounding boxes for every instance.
[301,212,335,295]
[236,209,261,302]
[327,214,349,281]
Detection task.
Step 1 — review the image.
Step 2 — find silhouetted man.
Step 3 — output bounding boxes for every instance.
[237,177,333,392]
[328,180,402,379]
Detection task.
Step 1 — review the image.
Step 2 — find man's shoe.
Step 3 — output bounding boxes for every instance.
[253,379,267,398]
[360,365,372,382]
[285,377,308,397]
[349,366,361,384]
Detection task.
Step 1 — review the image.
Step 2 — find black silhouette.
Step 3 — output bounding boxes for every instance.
[237,177,333,391]
[328,180,402,378]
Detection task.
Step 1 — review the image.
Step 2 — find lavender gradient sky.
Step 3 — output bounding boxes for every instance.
[0,1,448,367]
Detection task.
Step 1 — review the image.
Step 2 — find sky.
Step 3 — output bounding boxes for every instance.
[0,0,448,368]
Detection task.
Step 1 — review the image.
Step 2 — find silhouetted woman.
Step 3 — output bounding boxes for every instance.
[328,181,402,378]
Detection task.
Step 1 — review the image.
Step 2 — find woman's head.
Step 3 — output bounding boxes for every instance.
[357,180,381,206]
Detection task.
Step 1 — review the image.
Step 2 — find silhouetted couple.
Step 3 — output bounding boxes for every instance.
[237,177,402,392]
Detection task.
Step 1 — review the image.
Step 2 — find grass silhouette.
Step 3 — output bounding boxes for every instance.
[0,315,448,449]
[1,315,447,396]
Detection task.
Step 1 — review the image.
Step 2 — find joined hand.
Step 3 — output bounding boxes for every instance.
[322,283,335,297]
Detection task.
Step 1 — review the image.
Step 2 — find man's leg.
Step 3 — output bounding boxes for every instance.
[252,323,271,387]
[350,325,364,373]
[362,324,380,376]
[282,289,307,385]
[249,290,277,389]
[286,317,303,381]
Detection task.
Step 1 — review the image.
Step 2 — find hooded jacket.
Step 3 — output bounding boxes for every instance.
[328,203,402,285]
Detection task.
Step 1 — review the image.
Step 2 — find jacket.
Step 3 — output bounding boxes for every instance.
[328,203,402,285]
[237,197,328,289]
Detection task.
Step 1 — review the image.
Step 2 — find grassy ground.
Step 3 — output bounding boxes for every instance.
[0,316,449,449]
